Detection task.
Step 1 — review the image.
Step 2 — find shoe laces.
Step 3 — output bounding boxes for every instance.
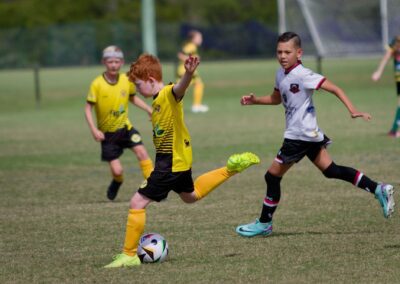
[112,253,125,260]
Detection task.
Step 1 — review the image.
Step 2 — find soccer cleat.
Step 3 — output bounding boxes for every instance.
[227,152,260,173]
[104,253,141,268]
[387,130,400,138]
[191,104,209,113]
[375,183,395,218]
[236,219,273,237]
[107,180,122,201]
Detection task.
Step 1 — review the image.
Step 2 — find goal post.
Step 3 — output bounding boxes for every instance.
[278,0,400,71]
[141,0,157,56]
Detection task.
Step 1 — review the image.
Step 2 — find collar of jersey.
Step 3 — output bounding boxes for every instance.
[284,60,302,75]
[102,73,120,86]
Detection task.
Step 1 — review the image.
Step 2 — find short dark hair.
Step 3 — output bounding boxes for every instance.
[277,32,301,48]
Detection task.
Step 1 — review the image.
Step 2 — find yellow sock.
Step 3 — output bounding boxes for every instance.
[193,80,204,106]
[123,209,146,256]
[194,167,235,200]
[139,159,153,179]
[113,174,123,183]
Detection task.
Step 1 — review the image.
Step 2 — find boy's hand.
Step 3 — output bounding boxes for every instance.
[184,55,200,74]
[351,111,372,121]
[241,93,257,105]
[371,71,381,82]
[92,128,105,142]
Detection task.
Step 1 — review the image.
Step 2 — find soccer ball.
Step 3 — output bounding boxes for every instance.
[137,233,169,263]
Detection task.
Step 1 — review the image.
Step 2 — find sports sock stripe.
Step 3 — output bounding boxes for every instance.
[353,171,364,186]
[263,197,279,207]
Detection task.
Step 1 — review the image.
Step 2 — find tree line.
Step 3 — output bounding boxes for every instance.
[0,0,277,29]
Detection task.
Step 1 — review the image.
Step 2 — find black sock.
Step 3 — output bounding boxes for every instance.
[356,174,378,194]
[323,162,377,193]
[259,172,282,223]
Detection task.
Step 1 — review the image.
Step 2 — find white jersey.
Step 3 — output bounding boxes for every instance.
[275,62,326,142]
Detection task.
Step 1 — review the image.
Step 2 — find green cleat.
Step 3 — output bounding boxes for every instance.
[236,219,273,237]
[104,253,141,268]
[375,183,395,218]
[227,152,260,173]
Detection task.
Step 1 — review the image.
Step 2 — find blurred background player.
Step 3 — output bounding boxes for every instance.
[176,30,209,113]
[104,54,260,268]
[371,35,400,138]
[85,46,154,201]
[236,32,395,238]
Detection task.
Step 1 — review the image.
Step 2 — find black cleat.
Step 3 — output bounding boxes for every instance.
[107,180,122,201]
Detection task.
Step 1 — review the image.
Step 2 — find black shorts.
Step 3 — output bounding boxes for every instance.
[396,81,400,95]
[101,126,144,161]
[138,169,194,202]
[275,135,332,164]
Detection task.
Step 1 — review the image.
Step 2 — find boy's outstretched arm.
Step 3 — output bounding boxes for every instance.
[241,89,281,105]
[372,49,392,81]
[320,79,371,121]
[173,56,200,100]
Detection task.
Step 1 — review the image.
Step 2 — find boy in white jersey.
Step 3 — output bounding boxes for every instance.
[236,32,395,237]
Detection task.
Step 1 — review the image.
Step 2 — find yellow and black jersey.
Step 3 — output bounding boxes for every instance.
[177,42,199,79]
[152,84,192,172]
[87,73,136,132]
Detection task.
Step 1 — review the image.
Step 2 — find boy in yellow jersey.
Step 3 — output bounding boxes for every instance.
[177,30,208,113]
[104,54,260,268]
[85,46,154,201]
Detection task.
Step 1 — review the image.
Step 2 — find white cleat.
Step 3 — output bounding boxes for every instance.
[191,104,209,113]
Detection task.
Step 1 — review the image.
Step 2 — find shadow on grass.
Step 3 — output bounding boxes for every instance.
[383,244,400,249]
[246,230,378,239]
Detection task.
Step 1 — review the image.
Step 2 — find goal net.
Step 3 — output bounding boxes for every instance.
[282,0,400,57]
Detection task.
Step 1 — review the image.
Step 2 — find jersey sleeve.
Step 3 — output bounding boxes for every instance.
[129,81,136,96]
[274,68,283,92]
[302,69,326,90]
[182,43,197,55]
[386,37,397,52]
[164,84,178,104]
[86,80,98,103]
[389,38,396,49]
[274,72,280,92]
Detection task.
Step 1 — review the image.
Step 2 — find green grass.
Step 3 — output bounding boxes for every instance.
[1,58,399,283]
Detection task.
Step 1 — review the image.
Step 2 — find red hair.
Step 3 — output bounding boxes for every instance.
[127,54,162,82]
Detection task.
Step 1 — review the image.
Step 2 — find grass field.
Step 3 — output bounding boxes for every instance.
[1,58,399,283]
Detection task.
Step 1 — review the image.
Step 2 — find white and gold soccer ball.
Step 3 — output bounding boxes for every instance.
[137,233,169,263]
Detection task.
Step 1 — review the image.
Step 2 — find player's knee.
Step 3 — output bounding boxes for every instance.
[134,146,149,160]
[322,162,339,179]
[112,168,123,177]
[180,192,197,204]
[264,171,282,185]
[129,192,148,209]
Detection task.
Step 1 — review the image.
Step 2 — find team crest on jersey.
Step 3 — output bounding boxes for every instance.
[184,139,190,147]
[290,83,300,94]
[153,124,165,137]
[131,134,142,143]
[121,90,127,97]
[154,104,161,113]
[139,180,148,188]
